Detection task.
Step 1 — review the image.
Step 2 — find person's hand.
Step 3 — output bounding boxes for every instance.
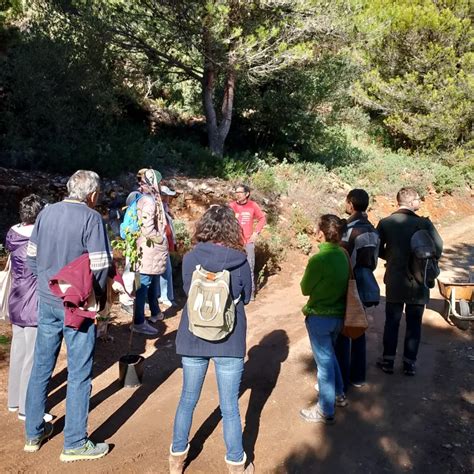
[249,232,258,243]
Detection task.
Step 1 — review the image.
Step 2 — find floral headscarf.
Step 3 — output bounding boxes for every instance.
[139,169,166,235]
[139,169,162,197]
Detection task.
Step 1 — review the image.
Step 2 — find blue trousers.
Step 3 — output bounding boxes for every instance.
[172,356,244,462]
[159,254,174,304]
[305,316,344,417]
[134,273,161,324]
[25,300,96,449]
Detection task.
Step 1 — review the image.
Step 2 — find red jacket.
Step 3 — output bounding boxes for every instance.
[49,254,125,330]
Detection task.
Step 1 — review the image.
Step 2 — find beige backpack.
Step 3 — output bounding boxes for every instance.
[187,265,239,341]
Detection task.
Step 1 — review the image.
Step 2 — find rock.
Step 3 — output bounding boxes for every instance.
[442,444,452,449]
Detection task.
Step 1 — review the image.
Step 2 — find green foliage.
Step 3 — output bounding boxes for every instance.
[173,220,192,253]
[255,227,287,286]
[111,229,143,272]
[251,166,287,196]
[290,205,313,235]
[0,0,24,23]
[231,54,357,161]
[0,5,146,174]
[0,335,10,345]
[353,0,473,151]
[334,126,471,196]
[296,233,313,255]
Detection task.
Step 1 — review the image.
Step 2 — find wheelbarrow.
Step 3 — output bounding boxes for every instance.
[437,279,474,330]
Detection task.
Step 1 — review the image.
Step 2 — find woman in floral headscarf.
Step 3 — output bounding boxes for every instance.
[132,169,169,335]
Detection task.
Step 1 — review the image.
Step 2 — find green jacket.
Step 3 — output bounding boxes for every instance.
[376,209,443,304]
[300,242,349,318]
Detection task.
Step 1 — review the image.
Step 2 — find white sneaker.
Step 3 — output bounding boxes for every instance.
[336,394,348,407]
[18,413,53,422]
[314,381,319,393]
[159,300,176,308]
[8,406,18,412]
[131,321,158,335]
[149,312,165,323]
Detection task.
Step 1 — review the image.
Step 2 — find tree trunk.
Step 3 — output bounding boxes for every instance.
[202,26,236,157]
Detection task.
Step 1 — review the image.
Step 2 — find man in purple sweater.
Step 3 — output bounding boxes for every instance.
[24,170,112,461]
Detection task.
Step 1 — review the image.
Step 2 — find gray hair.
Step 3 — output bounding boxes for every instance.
[67,170,101,202]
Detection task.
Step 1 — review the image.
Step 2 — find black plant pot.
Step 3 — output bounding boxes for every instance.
[118,354,145,388]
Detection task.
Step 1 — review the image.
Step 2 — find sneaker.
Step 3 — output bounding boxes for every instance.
[159,299,176,308]
[120,303,134,315]
[336,394,348,407]
[8,406,18,412]
[18,413,53,422]
[131,321,158,335]
[59,439,109,462]
[376,357,394,374]
[314,381,319,393]
[149,312,165,323]
[350,381,366,388]
[403,362,416,376]
[24,422,54,453]
[300,404,335,424]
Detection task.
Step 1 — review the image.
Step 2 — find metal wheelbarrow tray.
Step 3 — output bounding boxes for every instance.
[437,280,474,328]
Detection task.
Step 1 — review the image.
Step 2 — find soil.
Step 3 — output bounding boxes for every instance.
[0,215,473,473]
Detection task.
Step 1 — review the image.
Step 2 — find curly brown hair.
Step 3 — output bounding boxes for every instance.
[193,205,244,251]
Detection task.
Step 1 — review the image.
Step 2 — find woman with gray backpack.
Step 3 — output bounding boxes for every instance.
[169,205,254,474]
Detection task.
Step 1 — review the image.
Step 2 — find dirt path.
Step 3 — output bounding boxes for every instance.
[0,217,473,473]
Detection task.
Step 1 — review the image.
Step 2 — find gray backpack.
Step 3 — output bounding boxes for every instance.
[187,265,239,341]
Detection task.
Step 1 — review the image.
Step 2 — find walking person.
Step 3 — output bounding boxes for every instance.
[169,205,254,473]
[131,169,169,335]
[376,187,443,375]
[25,170,112,460]
[229,184,266,300]
[336,189,380,390]
[300,215,350,424]
[6,194,52,423]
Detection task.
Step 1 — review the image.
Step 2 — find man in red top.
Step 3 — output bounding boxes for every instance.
[229,184,266,300]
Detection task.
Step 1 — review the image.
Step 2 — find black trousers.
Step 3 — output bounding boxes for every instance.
[383,302,425,363]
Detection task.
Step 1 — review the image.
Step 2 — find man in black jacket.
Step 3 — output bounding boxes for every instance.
[337,189,380,391]
[376,187,443,376]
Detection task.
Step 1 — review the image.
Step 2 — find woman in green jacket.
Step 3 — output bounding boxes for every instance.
[300,214,350,424]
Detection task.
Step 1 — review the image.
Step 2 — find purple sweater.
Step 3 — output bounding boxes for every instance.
[5,224,38,327]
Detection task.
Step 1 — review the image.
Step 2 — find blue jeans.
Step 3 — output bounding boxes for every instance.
[159,254,174,304]
[25,300,96,449]
[336,333,366,391]
[134,273,161,324]
[305,316,344,417]
[172,356,244,462]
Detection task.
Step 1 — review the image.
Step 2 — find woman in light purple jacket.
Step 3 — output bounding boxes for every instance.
[6,194,51,422]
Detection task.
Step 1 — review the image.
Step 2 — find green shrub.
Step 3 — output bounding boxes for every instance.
[296,233,312,255]
[255,228,288,287]
[251,166,287,196]
[290,205,313,235]
[173,220,192,252]
[431,163,468,195]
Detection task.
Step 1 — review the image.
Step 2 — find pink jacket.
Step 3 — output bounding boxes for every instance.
[136,194,168,275]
